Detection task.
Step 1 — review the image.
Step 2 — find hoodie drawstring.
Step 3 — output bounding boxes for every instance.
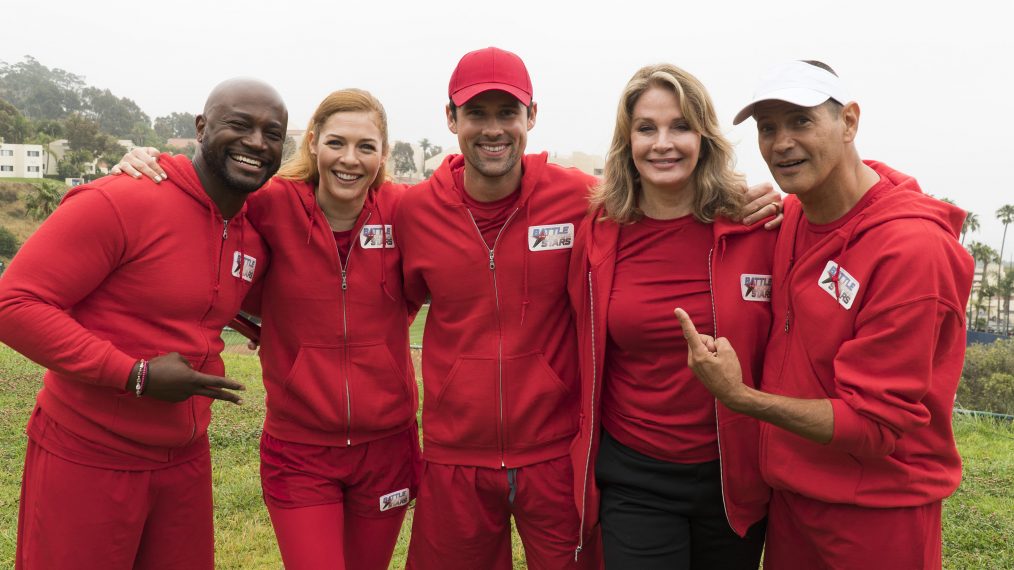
[375,187,397,302]
[520,200,532,328]
[831,213,865,304]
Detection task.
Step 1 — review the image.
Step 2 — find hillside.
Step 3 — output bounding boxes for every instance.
[0,179,51,264]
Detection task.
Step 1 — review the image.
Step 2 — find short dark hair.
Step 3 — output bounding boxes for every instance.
[448,98,534,119]
[801,60,838,76]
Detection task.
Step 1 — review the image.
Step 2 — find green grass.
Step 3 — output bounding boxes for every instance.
[2,342,1011,568]
[410,304,428,346]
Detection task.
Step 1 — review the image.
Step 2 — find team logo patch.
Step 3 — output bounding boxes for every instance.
[379,488,410,512]
[360,224,394,249]
[818,260,860,310]
[231,252,257,282]
[740,274,772,302]
[528,223,574,251]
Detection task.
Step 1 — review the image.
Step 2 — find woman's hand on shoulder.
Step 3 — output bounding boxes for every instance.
[110,147,168,183]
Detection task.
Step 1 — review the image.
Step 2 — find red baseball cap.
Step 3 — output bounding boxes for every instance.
[448,47,533,106]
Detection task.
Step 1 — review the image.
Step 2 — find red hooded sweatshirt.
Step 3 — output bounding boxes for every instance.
[396,153,597,468]
[243,178,416,447]
[761,161,974,507]
[568,209,775,557]
[0,154,266,463]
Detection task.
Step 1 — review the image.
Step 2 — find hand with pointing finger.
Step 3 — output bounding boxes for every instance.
[129,352,246,405]
[674,308,750,411]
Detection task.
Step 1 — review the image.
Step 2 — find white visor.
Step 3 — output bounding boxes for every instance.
[733,61,852,125]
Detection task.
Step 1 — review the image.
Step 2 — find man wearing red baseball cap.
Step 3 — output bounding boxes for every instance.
[675,60,974,568]
[395,47,602,569]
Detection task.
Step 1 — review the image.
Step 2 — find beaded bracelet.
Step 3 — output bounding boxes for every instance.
[135,359,149,398]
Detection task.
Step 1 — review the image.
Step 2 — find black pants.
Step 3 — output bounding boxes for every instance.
[596,431,765,570]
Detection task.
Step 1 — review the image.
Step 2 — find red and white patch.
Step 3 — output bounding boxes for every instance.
[818,260,860,310]
[360,224,395,249]
[379,488,410,512]
[528,223,574,251]
[231,252,257,282]
[740,274,772,302]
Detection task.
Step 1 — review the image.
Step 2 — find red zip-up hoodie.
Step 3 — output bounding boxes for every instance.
[0,154,266,462]
[762,161,974,506]
[396,153,596,468]
[567,208,775,557]
[245,178,416,447]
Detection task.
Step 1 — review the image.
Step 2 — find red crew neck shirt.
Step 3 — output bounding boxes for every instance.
[601,214,719,464]
[453,164,521,249]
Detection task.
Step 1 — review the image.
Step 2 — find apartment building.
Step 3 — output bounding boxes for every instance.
[0,143,45,179]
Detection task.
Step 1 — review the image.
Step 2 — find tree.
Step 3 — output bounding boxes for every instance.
[996,204,1014,272]
[0,226,18,257]
[968,241,999,324]
[0,56,83,121]
[998,270,1014,336]
[64,113,101,153]
[391,141,416,176]
[57,149,93,179]
[418,138,442,177]
[153,112,197,140]
[80,86,152,139]
[24,181,65,220]
[0,98,33,143]
[961,210,979,245]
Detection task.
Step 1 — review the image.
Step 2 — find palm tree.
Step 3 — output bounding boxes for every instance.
[996,204,1014,274]
[998,270,1014,336]
[967,241,999,323]
[24,181,66,221]
[961,210,980,245]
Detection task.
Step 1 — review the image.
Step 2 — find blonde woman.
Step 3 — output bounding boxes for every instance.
[568,64,774,569]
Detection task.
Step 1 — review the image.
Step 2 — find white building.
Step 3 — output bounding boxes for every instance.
[0,143,45,179]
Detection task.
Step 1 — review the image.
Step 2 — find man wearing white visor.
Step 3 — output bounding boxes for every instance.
[674,60,974,569]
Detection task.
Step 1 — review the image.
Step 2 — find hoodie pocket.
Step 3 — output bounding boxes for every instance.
[425,356,498,448]
[503,351,577,450]
[347,341,413,433]
[278,344,348,433]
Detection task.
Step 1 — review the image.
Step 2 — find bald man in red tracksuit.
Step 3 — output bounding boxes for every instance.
[0,79,286,569]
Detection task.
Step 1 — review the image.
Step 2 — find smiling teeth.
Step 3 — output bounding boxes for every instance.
[480,144,507,152]
[336,172,361,181]
[232,154,262,167]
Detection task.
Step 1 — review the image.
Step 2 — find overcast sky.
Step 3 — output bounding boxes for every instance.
[5,0,1011,251]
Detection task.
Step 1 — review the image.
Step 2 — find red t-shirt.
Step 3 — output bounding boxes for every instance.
[332,229,354,263]
[601,214,719,464]
[454,165,521,249]
[793,176,890,260]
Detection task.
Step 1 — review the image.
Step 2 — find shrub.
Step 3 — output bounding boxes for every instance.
[0,226,19,257]
[958,339,1014,414]
[0,188,18,204]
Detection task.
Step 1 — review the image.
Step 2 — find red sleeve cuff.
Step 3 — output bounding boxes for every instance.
[97,351,138,391]
[828,398,894,457]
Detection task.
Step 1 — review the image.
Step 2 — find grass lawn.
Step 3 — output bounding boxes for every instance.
[2,339,1012,568]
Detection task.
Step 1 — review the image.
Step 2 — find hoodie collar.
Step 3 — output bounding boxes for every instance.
[160,153,249,221]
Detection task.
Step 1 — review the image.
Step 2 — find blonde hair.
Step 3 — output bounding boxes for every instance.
[591,63,744,223]
[278,88,390,189]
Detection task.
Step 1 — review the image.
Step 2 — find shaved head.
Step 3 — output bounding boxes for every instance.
[203,78,285,117]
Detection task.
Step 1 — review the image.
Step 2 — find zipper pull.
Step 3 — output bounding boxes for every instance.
[489,250,495,271]
[222,219,230,240]
[784,310,790,332]
[341,269,348,291]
